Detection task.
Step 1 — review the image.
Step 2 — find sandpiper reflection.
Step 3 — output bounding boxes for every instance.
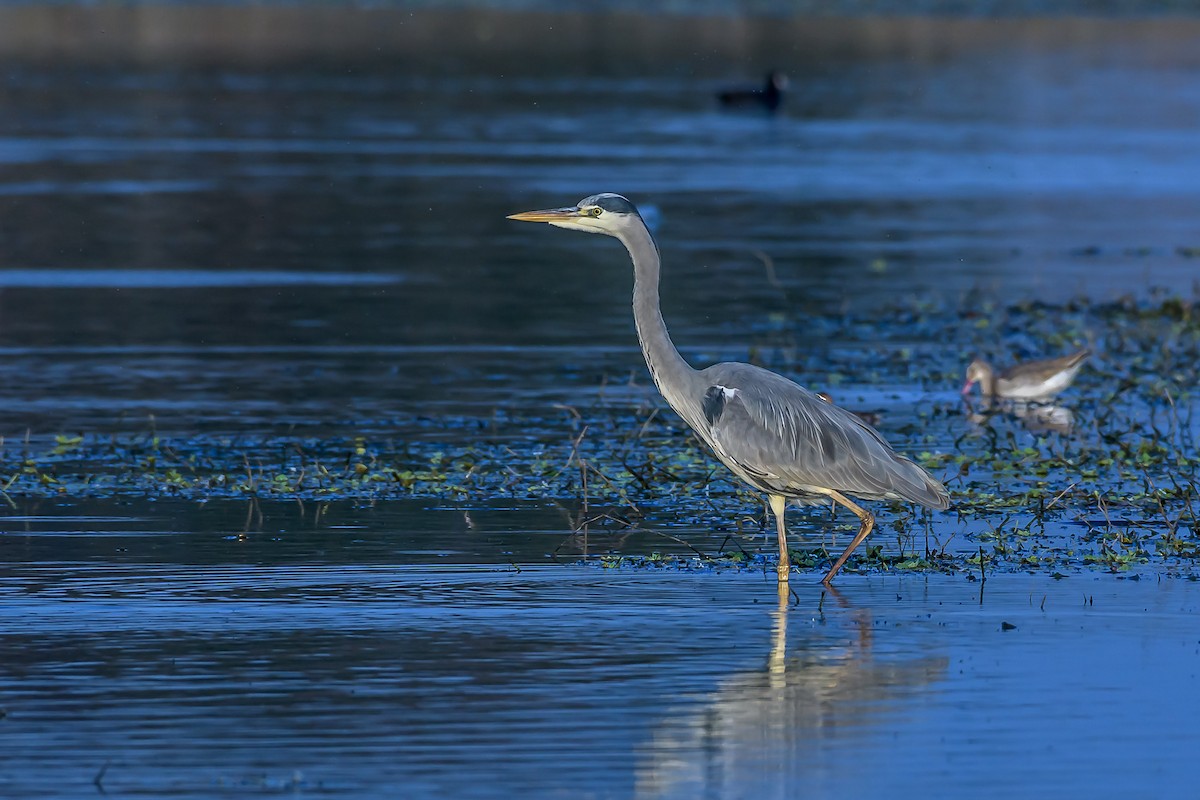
[967,397,1076,434]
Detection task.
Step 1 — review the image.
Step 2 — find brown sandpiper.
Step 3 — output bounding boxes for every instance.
[961,349,1090,401]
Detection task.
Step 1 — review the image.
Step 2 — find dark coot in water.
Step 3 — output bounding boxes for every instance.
[717,70,788,112]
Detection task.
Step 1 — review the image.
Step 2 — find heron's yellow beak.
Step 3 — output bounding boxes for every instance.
[506,206,581,223]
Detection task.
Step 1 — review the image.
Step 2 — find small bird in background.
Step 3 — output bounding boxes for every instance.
[717,70,788,113]
[962,349,1090,401]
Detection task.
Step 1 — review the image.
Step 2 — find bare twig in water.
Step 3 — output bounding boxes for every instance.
[580,460,589,517]
[717,533,753,561]
[94,760,110,794]
[1044,482,1077,512]
[570,512,634,532]
[552,403,583,423]
[615,453,654,492]
[978,546,988,605]
[646,528,714,562]
[553,512,636,561]
[752,249,785,292]
[585,462,640,515]
[632,407,661,442]
[1095,492,1113,532]
[552,423,589,480]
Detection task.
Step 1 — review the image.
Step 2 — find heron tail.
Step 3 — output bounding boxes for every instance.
[891,455,952,510]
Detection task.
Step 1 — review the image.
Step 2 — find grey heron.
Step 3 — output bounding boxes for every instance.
[962,349,1090,400]
[508,193,949,584]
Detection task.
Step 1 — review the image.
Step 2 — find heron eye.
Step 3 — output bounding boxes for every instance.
[588,206,603,217]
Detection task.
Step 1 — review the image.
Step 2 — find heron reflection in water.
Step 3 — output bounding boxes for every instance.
[634,587,949,797]
[509,194,949,584]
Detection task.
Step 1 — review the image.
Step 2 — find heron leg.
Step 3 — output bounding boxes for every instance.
[821,490,875,584]
[768,494,790,583]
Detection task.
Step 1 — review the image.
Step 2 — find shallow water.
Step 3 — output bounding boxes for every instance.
[2,12,1200,799]
[2,552,1198,798]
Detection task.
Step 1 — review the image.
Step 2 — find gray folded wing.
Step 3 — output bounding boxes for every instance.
[699,363,949,509]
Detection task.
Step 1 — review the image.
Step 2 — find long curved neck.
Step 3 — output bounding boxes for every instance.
[616,221,698,409]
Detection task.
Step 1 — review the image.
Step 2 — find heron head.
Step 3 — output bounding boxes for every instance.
[507,193,642,237]
[961,359,991,395]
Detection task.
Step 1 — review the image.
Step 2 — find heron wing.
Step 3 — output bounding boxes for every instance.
[699,363,948,508]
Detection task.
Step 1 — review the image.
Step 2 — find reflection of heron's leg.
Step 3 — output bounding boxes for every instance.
[821,490,875,584]
[853,608,873,653]
[769,581,789,687]
[768,494,790,583]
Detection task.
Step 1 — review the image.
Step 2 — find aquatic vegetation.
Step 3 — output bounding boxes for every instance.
[2,293,1199,579]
